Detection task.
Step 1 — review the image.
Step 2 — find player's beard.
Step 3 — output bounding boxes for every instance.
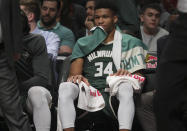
[41,15,57,27]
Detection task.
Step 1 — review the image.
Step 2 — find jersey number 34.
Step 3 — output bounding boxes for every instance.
[95,62,113,77]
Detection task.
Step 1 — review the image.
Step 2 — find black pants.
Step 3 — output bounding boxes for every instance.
[0,50,32,131]
[136,91,157,131]
[154,13,187,131]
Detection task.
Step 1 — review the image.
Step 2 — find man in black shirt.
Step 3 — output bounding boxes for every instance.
[0,0,32,131]
[154,0,187,131]
[15,11,52,131]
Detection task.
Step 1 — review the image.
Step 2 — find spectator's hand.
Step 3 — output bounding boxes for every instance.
[68,75,90,86]
[110,69,131,76]
[85,17,94,31]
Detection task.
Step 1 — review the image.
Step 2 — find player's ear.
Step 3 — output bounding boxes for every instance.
[113,15,118,24]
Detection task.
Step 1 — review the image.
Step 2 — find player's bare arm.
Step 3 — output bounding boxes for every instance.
[67,58,90,86]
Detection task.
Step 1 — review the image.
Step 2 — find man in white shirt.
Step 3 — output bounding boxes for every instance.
[20,0,60,57]
[140,3,169,53]
[137,3,169,131]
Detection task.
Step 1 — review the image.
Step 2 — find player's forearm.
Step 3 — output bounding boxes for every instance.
[69,58,84,77]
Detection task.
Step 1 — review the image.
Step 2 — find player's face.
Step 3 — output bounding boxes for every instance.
[94,8,118,34]
[40,1,58,27]
[140,8,160,31]
[86,1,95,21]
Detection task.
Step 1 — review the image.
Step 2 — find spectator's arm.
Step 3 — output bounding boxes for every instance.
[59,45,72,54]
[59,28,75,54]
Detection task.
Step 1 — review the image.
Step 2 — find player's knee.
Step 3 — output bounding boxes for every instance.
[58,82,77,101]
[28,86,48,108]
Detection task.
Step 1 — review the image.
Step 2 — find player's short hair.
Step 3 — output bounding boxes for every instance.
[94,0,118,15]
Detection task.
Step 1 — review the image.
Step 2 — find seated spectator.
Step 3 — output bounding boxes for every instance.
[140,3,169,53]
[15,11,52,131]
[59,0,86,40]
[85,0,95,36]
[38,0,75,54]
[58,0,147,131]
[135,3,169,131]
[20,0,60,58]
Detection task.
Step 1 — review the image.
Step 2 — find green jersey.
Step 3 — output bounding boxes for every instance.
[71,27,147,119]
[83,43,117,90]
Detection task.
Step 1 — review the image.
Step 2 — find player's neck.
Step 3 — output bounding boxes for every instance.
[104,28,115,43]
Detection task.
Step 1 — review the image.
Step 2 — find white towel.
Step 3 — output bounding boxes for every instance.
[106,74,145,96]
[112,30,122,70]
[77,81,105,112]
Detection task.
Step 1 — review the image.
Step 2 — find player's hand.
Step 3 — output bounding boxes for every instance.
[85,17,94,31]
[67,75,90,86]
[111,69,131,76]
